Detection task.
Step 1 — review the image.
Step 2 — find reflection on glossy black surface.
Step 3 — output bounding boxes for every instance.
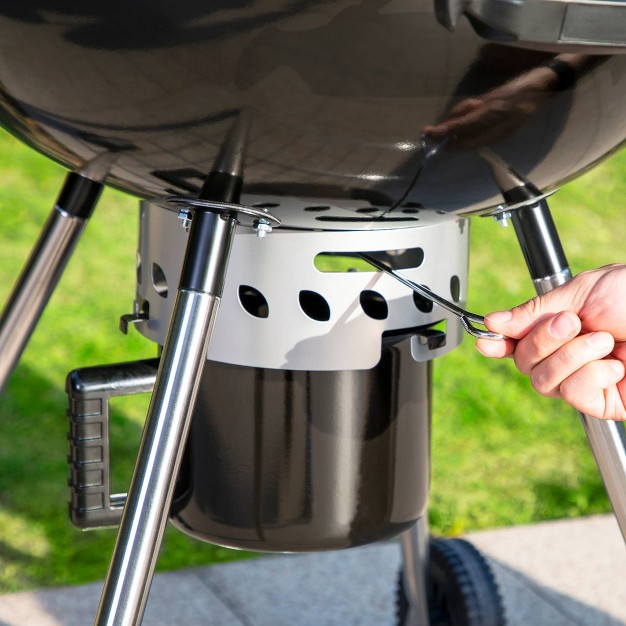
[171,336,431,551]
[0,2,624,215]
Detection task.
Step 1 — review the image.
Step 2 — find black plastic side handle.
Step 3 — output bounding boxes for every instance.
[66,359,158,529]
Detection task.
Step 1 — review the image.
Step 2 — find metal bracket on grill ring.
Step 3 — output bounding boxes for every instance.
[165,196,281,224]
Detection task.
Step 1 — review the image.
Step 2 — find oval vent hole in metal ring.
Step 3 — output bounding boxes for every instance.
[252,202,280,209]
[303,205,331,212]
[136,252,142,285]
[450,275,461,303]
[238,285,269,319]
[152,262,168,299]
[314,248,425,272]
[315,215,419,223]
[413,288,434,313]
[360,290,388,320]
[299,290,331,322]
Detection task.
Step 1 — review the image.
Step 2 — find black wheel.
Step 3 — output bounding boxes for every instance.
[397,537,506,626]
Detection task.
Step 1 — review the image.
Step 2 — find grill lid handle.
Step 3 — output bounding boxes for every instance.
[436,0,626,52]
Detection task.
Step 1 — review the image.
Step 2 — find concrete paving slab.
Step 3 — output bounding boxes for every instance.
[0,514,623,625]
[469,514,626,626]
[0,569,244,626]
[484,562,575,626]
[194,542,400,626]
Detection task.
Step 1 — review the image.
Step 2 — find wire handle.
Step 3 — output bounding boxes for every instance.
[357,253,505,340]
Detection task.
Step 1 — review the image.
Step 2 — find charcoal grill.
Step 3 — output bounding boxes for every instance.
[1,2,626,625]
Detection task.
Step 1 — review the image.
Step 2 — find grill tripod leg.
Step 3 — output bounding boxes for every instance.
[509,200,626,543]
[400,517,431,626]
[398,518,506,625]
[480,149,626,543]
[0,172,103,393]
[94,204,238,626]
[94,113,280,625]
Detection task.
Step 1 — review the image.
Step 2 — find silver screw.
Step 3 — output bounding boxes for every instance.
[178,208,192,232]
[253,218,272,239]
[493,210,512,227]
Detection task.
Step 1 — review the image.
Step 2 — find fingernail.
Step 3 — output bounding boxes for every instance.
[610,361,624,376]
[586,332,614,352]
[549,312,578,340]
[485,311,512,325]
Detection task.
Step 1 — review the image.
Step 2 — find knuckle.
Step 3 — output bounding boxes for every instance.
[512,350,529,375]
[513,334,546,375]
[559,378,577,404]
[559,341,579,366]
[530,368,552,396]
[529,330,548,356]
[519,296,542,319]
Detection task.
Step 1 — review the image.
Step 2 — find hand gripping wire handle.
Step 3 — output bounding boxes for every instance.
[357,253,505,340]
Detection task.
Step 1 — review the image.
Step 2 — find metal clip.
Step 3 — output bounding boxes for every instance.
[119,312,148,335]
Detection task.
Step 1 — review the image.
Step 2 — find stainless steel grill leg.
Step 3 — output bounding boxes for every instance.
[0,172,103,393]
[400,516,431,626]
[94,207,237,626]
[481,150,626,543]
[511,200,626,543]
[94,113,280,625]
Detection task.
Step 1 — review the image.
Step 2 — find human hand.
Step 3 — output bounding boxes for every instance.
[476,265,626,420]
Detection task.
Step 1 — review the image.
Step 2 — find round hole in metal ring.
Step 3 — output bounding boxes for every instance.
[299,290,331,322]
[151,262,168,298]
[450,275,461,303]
[360,290,389,320]
[238,285,269,319]
[413,288,433,313]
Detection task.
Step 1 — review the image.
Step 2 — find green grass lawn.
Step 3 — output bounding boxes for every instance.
[0,129,624,592]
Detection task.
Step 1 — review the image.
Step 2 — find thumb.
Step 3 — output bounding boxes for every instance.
[484,288,583,339]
